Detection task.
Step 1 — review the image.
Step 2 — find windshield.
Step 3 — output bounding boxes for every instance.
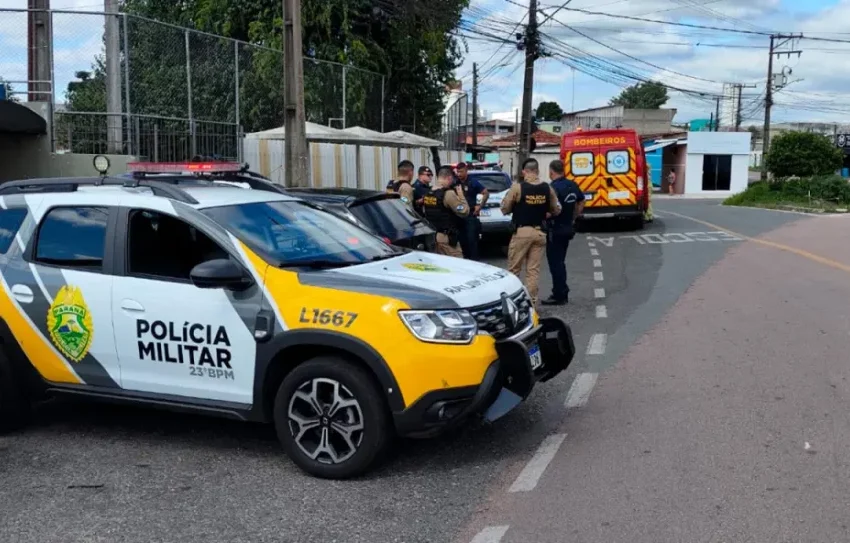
[202,201,398,266]
[348,198,425,238]
[471,174,511,193]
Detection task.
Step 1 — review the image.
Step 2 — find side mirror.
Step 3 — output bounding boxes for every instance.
[189,259,253,291]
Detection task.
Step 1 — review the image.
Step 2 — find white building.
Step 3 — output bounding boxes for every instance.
[683,131,751,196]
[719,83,740,130]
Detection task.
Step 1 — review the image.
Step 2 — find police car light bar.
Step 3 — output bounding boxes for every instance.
[127,162,243,174]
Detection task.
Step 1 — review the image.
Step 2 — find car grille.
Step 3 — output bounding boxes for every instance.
[469,290,533,340]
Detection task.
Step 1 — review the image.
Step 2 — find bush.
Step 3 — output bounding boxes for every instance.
[724,176,850,207]
[765,131,845,178]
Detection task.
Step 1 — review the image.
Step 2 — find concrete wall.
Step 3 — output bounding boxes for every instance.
[623,109,676,136]
[0,133,135,182]
[682,132,751,196]
[561,107,675,135]
[685,154,749,196]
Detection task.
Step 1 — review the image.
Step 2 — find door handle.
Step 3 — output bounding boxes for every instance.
[10,284,34,304]
[605,177,614,187]
[121,299,145,312]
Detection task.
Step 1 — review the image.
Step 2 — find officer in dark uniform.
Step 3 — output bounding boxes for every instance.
[411,165,433,215]
[542,159,585,306]
[500,158,561,308]
[421,166,469,257]
[390,160,416,207]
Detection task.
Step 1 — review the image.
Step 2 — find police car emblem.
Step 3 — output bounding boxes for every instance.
[47,285,94,362]
[401,196,410,203]
[402,263,450,273]
[456,204,465,211]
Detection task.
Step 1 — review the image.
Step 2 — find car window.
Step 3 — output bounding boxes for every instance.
[127,209,230,282]
[570,152,594,176]
[348,198,422,236]
[34,207,109,271]
[470,174,511,193]
[202,201,396,265]
[606,150,630,174]
[0,208,27,254]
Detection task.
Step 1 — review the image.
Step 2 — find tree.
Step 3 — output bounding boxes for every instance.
[609,81,668,109]
[0,77,17,102]
[765,130,845,178]
[536,101,563,121]
[62,0,468,147]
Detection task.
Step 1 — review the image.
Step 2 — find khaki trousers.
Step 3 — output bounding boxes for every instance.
[507,227,547,306]
[435,233,463,258]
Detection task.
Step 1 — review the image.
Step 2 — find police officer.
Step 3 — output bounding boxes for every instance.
[390,160,416,207]
[421,166,469,258]
[455,162,489,260]
[542,159,585,306]
[500,158,561,308]
[412,165,433,215]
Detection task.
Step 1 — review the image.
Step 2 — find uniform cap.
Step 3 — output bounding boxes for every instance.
[418,166,433,175]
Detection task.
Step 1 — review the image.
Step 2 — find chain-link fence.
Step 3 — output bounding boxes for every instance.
[442,92,469,151]
[0,8,387,162]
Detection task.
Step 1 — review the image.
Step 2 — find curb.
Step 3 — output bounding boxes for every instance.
[722,204,850,215]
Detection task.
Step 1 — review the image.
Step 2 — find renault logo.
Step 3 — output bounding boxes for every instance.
[501,293,520,331]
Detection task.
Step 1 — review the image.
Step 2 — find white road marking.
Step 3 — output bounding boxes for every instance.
[593,259,602,268]
[594,288,606,299]
[594,271,604,281]
[596,305,608,318]
[590,248,599,256]
[508,433,568,493]
[587,333,607,355]
[565,373,599,408]
[470,526,510,543]
[588,241,596,247]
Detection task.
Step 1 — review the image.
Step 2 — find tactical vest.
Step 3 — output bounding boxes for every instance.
[421,188,457,233]
[512,181,551,228]
[392,180,410,193]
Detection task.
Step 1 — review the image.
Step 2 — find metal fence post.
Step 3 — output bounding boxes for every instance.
[342,65,347,129]
[234,40,241,161]
[185,29,195,157]
[380,76,385,132]
[47,9,55,152]
[122,13,133,156]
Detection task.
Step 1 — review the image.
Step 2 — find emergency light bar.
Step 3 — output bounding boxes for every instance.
[127,162,244,174]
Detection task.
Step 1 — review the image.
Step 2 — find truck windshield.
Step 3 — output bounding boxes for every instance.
[202,201,398,266]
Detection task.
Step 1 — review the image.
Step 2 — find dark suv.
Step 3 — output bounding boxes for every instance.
[284,188,437,252]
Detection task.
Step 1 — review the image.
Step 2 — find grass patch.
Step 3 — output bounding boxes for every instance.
[724,176,850,212]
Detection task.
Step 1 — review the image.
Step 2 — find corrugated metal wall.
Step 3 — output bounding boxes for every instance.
[243,138,464,189]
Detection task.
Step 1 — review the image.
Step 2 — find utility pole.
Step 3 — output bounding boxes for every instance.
[105,0,122,154]
[27,0,50,103]
[733,83,757,130]
[517,0,538,171]
[282,0,310,187]
[761,33,802,181]
[714,97,721,132]
[472,62,478,147]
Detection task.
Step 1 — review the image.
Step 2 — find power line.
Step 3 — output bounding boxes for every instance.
[558,7,771,36]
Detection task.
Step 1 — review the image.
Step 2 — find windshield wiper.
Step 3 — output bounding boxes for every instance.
[367,253,401,263]
[278,259,358,270]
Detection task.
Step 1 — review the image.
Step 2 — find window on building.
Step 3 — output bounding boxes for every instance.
[35,207,109,271]
[702,155,732,191]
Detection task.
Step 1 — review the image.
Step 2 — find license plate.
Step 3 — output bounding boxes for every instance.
[607,190,630,200]
[529,343,543,371]
[480,209,491,217]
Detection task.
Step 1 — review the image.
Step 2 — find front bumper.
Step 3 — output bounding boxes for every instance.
[392,317,576,438]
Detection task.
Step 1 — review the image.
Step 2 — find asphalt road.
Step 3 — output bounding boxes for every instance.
[3,199,847,543]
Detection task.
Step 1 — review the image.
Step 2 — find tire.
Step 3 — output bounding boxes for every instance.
[273,356,392,479]
[632,215,646,231]
[0,352,31,434]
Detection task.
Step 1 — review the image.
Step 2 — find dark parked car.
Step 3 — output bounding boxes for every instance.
[285,187,437,252]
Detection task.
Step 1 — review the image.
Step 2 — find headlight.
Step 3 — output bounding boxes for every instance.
[399,310,478,344]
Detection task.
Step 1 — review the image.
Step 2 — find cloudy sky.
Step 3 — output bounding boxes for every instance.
[457,0,850,126]
[1,0,849,128]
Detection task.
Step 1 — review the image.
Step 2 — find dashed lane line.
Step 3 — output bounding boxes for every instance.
[508,433,568,493]
[469,525,510,543]
[596,305,608,318]
[565,373,599,408]
[593,258,602,268]
[594,288,606,299]
[590,248,599,256]
[587,333,607,355]
[593,271,604,281]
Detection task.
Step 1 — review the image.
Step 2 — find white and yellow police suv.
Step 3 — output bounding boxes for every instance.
[0,159,575,479]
